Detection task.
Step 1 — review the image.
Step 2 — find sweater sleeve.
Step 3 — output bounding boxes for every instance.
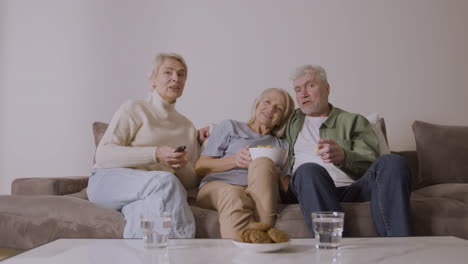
[94,103,157,168]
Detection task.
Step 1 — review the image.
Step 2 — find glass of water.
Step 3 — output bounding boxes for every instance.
[140,212,172,248]
[311,211,344,249]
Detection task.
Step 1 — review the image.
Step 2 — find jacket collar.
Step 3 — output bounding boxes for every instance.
[297,103,338,128]
[322,104,339,128]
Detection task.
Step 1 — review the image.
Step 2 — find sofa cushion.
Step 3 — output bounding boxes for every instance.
[411,183,468,238]
[413,183,468,203]
[65,187,89,200]
[366,113,390,156]
[190,205,221,238]
[274,204,311,237]
[0,195,124,250]
[92,122,109,147]
[12,177,88,196]
[192,202,378,239]
[412,121,468,188]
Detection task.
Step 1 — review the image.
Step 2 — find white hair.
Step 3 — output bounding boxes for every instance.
[291,65,328,85]
[150,52,188,80]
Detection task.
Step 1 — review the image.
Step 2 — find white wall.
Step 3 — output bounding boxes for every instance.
[1,0,468,194]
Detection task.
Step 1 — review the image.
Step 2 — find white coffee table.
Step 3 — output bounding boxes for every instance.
[3,237,468,264]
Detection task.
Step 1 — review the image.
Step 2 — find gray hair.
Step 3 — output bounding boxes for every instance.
[150,52,188,80]
[291,65,327,85]
[247,88,295,137]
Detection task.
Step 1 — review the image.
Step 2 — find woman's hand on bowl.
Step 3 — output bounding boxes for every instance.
[232,145,252,169]
[156,146,188,169]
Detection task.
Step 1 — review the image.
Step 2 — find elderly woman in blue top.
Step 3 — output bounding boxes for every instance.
[195,88,295,239]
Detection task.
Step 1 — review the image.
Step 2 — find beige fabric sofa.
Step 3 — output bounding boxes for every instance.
[1,120,467,250]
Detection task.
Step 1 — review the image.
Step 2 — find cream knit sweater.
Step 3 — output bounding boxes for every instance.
[94,90,200,189]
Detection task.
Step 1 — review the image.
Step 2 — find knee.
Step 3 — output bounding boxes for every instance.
[249,157,276,179]
[221,187,245,201]
[375,154,412,182]
[377,154,409,172]
[293,163,331,186]
[250,156,275,168]
[218,187,252,209]
[158,172,184,191]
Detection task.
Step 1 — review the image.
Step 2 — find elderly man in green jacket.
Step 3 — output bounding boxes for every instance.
[281,65,412,237]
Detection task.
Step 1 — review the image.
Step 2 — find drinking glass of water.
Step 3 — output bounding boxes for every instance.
[140,212,172,248]
[311,211,344,249]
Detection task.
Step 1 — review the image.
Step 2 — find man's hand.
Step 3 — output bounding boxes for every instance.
[231,145,252,169]
[156,146,188,169]
[198,127,210,145]
[317,138,345,166]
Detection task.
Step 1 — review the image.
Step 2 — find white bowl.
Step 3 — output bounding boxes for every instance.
[249,147,288,167]
[232,240,291,253]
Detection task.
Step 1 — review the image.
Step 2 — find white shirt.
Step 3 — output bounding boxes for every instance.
[293,116,355,187]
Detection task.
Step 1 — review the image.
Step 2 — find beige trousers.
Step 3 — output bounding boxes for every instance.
[196,157,280,239]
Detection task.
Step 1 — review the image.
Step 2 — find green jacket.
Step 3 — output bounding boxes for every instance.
[283,106,379,180]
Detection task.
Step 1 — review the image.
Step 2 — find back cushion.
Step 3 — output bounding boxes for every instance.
[92,122,109,147]
[412,120,468,188]
[365,113,390,156]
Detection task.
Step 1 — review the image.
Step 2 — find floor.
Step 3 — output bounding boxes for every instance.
[0,248,21,260]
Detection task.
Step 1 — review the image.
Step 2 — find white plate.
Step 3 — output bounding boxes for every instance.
[232,240,291,253]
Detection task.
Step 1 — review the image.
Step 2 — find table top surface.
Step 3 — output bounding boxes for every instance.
[3,237,468,264]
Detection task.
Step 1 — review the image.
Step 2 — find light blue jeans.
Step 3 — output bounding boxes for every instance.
[87,168,195,239]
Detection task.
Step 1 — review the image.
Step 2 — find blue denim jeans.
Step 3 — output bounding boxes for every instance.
[87,168,195,239]
[285,154,412,237]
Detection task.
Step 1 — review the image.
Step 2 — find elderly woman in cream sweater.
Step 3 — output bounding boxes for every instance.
[87,53,206,239]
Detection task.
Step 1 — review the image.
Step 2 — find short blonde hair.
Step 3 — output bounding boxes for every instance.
[150,52,188,80]
[247,88,295,137]
[291,65,327,85]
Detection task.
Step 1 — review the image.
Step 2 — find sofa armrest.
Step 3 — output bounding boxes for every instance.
[11,177,89,196]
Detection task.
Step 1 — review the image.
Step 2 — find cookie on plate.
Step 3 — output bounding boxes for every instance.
[239,229,272,243]
[239,229,252,243]
[248,229,272,243]
[247,222,271,231]
[267,228,290,243]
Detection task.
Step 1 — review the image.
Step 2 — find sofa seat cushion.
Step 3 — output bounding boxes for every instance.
[411,183,468,238]
[65,187,89,200]
[192,202,378,239]
[190,206,221,238]
[275,203,377,237]
[0,195,124,250]
[414,183,468,203]
[274,204,311,238]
